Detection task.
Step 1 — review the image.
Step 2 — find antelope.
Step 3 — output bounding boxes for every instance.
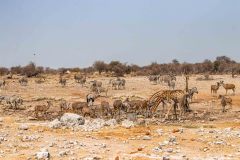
[72,102,88,114]
[219,81,235,95]
[100,101,112,118]
[211,82,220,94]
[218,95,232,112]
[81,105,91,117]
[59,100,71,112]
[35,101,52,118]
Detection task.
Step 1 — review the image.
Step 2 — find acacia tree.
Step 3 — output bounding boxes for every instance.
[93,61,107,74]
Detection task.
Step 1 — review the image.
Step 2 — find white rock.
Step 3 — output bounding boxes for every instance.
[49,119,62,129]
[58,150,68,157]
[142,136,151,140]
[156,129,163,136]
[168,136,177,143]
[36,148,50,160]
[166,148,173,153]
[60,113,85,127]
[105,119,117,127]
[18,124,29,130]
[121,120,134,129]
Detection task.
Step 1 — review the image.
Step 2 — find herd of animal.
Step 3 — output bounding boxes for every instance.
[0,73,237,120]
[148,74,177,90]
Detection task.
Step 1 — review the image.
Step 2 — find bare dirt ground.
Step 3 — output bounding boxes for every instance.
[0,74,240,160]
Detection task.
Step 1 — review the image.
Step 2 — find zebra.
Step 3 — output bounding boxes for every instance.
[19,77,28,86]
[148,75,159,84]
[167,80,176,90]
[109,78,125,90]
[5,95,23,109]
[159,75,176,84]
[187,87,198,101]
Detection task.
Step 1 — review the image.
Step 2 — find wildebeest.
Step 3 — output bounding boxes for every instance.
[219,81,235,95]
[218,95,232,112]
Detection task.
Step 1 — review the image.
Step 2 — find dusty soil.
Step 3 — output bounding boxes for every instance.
[0,74,240,160]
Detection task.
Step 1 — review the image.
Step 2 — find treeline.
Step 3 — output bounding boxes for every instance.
[0,56,240,77]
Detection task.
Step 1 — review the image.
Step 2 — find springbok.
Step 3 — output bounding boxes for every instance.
[211,82,220,94]
[219,81,235,95]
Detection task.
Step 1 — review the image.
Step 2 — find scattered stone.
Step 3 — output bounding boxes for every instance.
[104,119,117,127]
[203,147,209,152]
[136,118,146,125]
[168,135,177,143]
[21,135,40,142]
[49,119,62,129]
[156,129,163,136]
[209,117,218,121]
[142,136,151,140]
[163,156,170,160]
[121,120,134,129]
[172,129,180,133]
[36,148,50,160]
[58,150,68,157]
[166,148,173,153]
[18,124,29,130]
[60,113,85,127]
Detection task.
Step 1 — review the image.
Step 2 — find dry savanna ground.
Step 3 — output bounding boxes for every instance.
[0,74,240,160]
